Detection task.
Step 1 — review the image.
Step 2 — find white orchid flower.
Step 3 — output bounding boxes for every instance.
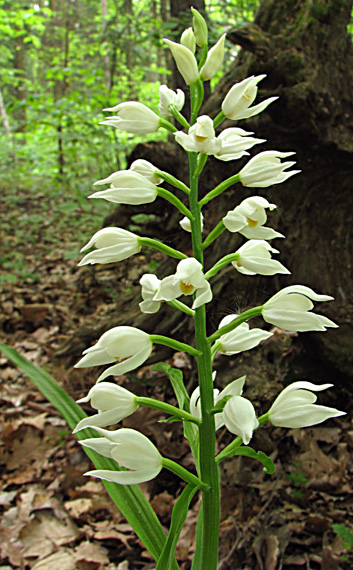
[139,274,162,314]
[163,39,199,85]
[158,85,185,116]
[190,375,246,430]
[216,314,272,355]
[262,285,338,332]
[81,427,163,485]
[73,383,138,433]
[268,382,345,428]
[223,396,259,444]
[130,159,163,185]
[89,170,158,205]
[75,326,153,381]
[153,257,212,309]
[78,227,141,266]
[215,128,265,162]
[223,196,283,240]
[175,115,221,155]
[222,75,278,121]
[239,151,300,187]
[232,239,290,276]
[100,101,160,134]
[200,34,226,80]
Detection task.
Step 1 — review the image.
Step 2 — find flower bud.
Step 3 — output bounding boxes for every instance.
[223,396,259,444]
[75,326,153,381]
[73,383,138,433]
[163,39,199,85]
[200,34,226,80]
[191,7,208,47]
[180,27,196,53]
[139,274,162,314]
[90,170,158,205]
[232,240,290,276]
[268,382,345,428]
[215,127,265,162]
[78,227,141,266]
[81,427,163,485]
[222,75,278,121]
[239,151,300,188]
[216,315,272,355]
[158,84,185,116]
[100,101,160,134]
[130,159,163,185]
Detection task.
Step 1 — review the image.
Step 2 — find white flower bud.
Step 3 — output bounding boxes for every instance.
[100,101,160,134]
[268,382,345,428]
[75,326,153,381]
[232,240,290,276]
[158,84,185,116]
[90,170,158,205]
[215,127,265,162]
[217,315,272,355]
[78,227,141,266]
[262,285,338,332]
[180,27,196,53]
[73,383,138,433]
[222,75,278,120]
[200,34,226,80]
[239,151,300,188]
[139,274,162,314]
[180,212,204,232]
[223,396,259,445]
[81,427,163,485]
[163,39,199,85]
[130,159,163,185]
[191,7,208,47]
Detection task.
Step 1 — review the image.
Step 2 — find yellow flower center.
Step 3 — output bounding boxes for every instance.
[195,134,208,142]
[180,281,195,295]
[246,217,258,228]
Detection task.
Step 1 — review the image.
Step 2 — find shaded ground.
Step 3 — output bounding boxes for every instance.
[1,185,352,570]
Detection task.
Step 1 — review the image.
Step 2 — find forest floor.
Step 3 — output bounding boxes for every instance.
[1,184,353,570]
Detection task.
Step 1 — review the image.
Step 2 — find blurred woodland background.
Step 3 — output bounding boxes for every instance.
[1,0,353,569]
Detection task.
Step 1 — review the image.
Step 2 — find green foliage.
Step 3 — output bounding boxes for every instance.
[285,461,309,498]
[332,523,353,551]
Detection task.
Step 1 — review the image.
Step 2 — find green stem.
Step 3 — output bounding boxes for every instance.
[167,299,195,317]
[191,78,204,124]
[216,414,269,464]
[157,187,193,219]
[213,111,226,128]
[155,170,190,195]
[151,334,201,357]
[169,105,190,129]
[199,173,240,207]
[162,458,209,490]
[139,237,187,260]
[208,306,264,343]
[159,118,177,133]
[135,396,200,425]
[188,150,220,570]
[201,220,226,250]
[204,253,239,280]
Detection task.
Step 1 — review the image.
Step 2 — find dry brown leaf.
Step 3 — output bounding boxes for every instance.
[74,540,109,564]
[31,550,77,570]
[64,497,93,518]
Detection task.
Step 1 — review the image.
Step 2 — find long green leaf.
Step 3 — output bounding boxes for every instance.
[156,483,199,570]
[0,344,179,569]
[190,503,203,570]
[152,362,199,468]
